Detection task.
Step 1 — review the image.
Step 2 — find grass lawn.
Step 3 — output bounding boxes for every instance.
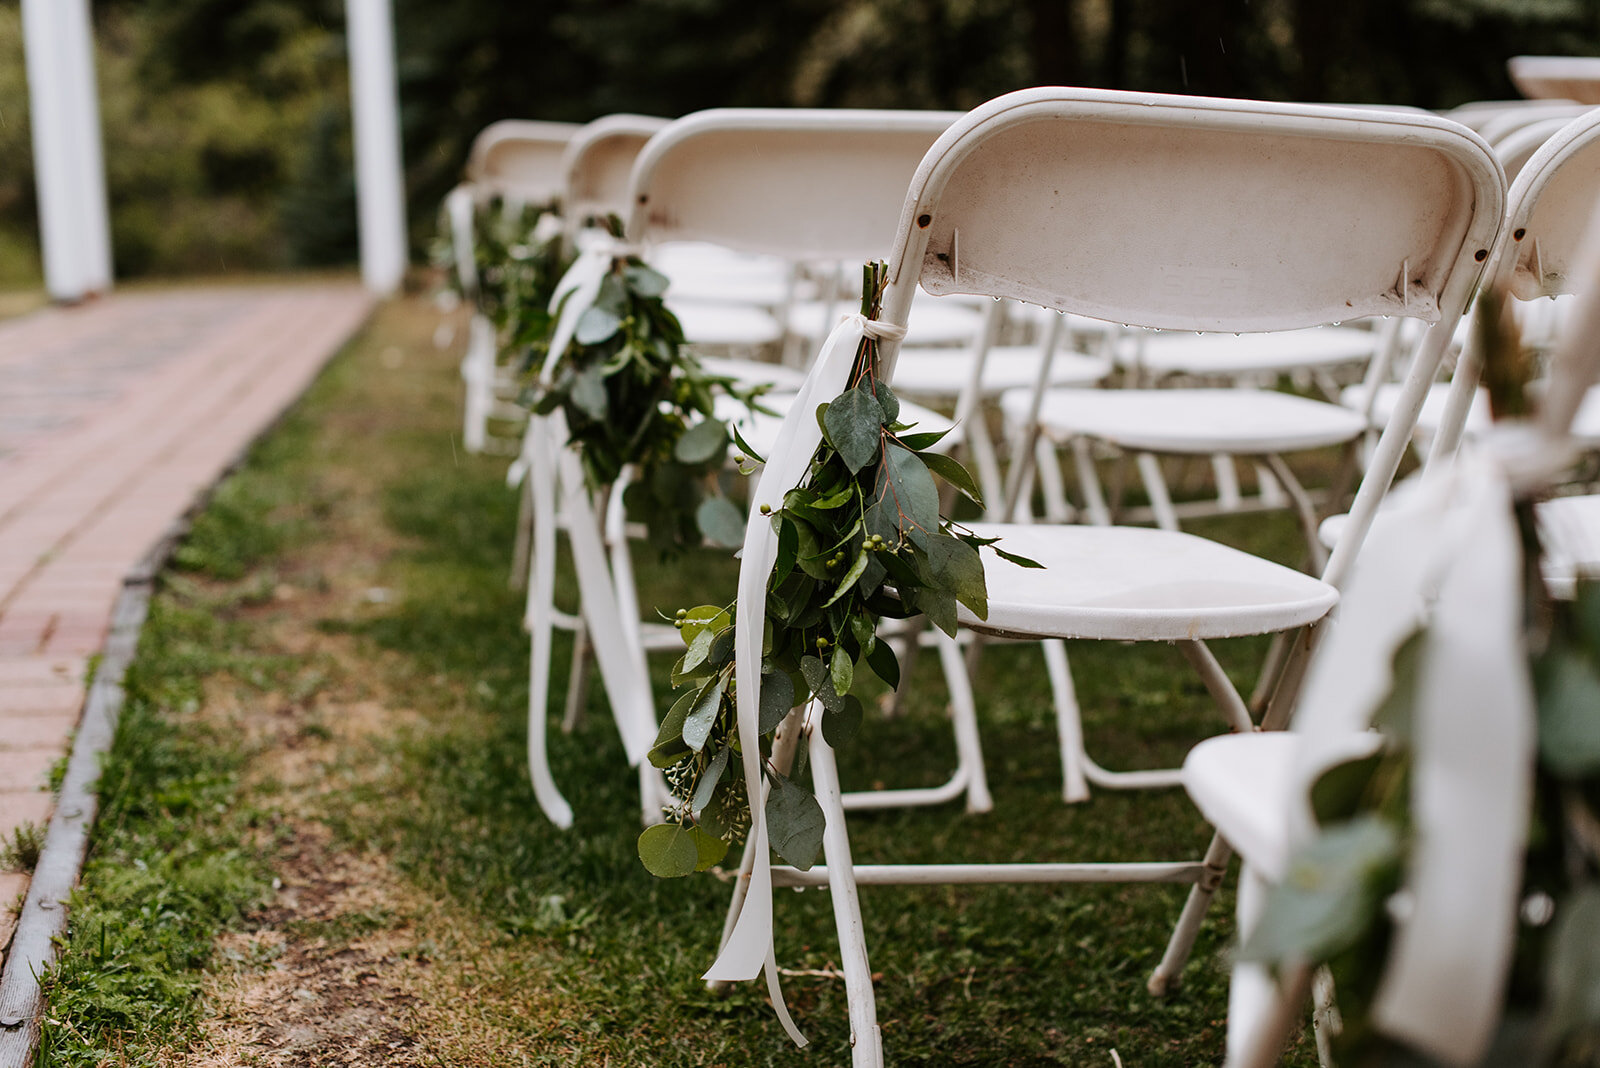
[35,293,1322,1066]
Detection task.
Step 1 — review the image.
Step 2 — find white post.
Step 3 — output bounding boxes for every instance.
[21,0,111,301]
[63,0,112,292]
[346,0,408,296]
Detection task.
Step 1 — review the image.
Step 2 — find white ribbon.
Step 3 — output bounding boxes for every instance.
[522,410,657,772]
[1292,436,1536,1066]
[540,236,645,384]
[445,184,478,298]
[704,314,907,1047]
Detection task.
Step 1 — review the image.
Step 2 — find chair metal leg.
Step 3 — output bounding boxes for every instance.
[509,480,533,591]
[1149,829,1232,995]
[806,710,886,1067]
[1072,436,1113,526]
[1035,437,1074,522]
[525,436,573,828]
[1177,640,1254,734]
[1260,453,1328,573]
[1042,639,1091,803]
[562,621,591,734]
[1212,452,1243,511]
[934,629,992,813]
[1135,451,1180,531]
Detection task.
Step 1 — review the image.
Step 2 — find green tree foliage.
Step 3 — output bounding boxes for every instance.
[4,0,1600,280]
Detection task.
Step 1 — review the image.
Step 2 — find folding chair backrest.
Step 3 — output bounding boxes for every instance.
[1497,108,1600,300]
[874,88,1503,587]
[467,119,584,202]
[561,114,671,228]
[1509,54,1600,106]
[624,109,961,263]
[1476,102,1593,150]
[877,89,1500,340]
[1493,116,1572,184]
[1444,99,1573,134]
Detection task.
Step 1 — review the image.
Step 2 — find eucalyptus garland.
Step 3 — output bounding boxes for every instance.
[433,196,572,352]
[1241,290,1600,1064]
[526,223,770,552]
[637,262,1041,879]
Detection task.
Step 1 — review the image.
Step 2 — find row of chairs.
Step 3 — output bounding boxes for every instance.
[441,86,1600,1066]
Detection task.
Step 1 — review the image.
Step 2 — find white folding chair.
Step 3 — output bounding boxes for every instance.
[452,120,582,455]
[523,109,999,829]
[1185,211,1600,1068]
[705,87,1502,1066]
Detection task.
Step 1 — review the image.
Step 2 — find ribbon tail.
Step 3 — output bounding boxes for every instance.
[1371,466,1533,1064]
[702,316,869,1025]
[542,248,611,379]
[555,441,657,765]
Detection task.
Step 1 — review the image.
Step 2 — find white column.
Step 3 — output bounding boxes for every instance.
[21,0,111,301]
[63,0,112,292]
[346,0,408,296]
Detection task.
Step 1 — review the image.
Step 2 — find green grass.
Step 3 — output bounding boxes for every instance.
[37,295,1323,1066]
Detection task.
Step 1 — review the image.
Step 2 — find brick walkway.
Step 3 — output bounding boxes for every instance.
[0,283,373,962]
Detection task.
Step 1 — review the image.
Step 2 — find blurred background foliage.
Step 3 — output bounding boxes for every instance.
[2,0,1600,284]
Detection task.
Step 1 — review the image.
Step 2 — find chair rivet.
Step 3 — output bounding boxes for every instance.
[1513,228,1527,241]
[917,213,932,228]
[1475,248,1489,261]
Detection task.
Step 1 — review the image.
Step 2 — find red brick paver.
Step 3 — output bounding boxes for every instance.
[0,282,372,968]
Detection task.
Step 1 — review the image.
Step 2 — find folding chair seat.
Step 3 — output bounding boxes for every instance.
[705,87,1502,1066]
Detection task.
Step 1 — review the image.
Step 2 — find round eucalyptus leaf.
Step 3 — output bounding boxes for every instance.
[637,823,700,878]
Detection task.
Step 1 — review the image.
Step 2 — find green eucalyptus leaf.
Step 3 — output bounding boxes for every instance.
[920,451,985,508]
[691,825,730,871]
[830,643,854,696]
[675,417,730,465]
[925,532,988,620]
[823,694,864,748]
[624,262,671,297]
[570,363,608,421]
[774,517,799,585]
[575,305,623,346]
[648,688,698,767]
[681,626,715,675]
[869,380,900,424]
[799,654,846,712]
[791,517,834,580]
[872,443,940,549]
[696,495,746,549]
[595,273,628,315]
[637,823,700,878]
[1239,814,1402,964]
[1542,885,1600,1049]
[1373,629,1426,744]
[680,606,730,646]
[708,626,736,668]
[849,611,877,655]
[766,774,825,870]
[1536,645,1600,779]
[823,546,871,609]
[865,638,900,689]
[682,674,726,752]
[823,388,885,474]
[991,546,1046,570]
[691,747,731,817]
[897,427,953,451]
[758,667,796,734]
